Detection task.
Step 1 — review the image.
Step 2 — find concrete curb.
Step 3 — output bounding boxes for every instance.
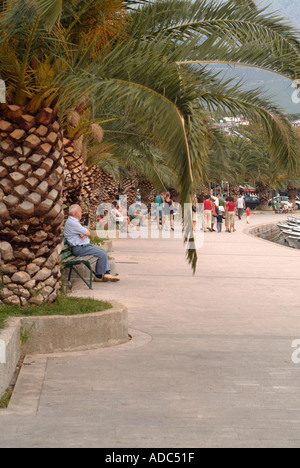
[0,301,128,396]
[0,318,22,396]
[244,221,300,255]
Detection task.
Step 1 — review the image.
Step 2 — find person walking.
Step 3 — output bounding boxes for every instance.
[156,191,165,230]
[211,198,217,232]
[226,197,237,233]
[237,195,246,220]
[164,192,175,231]
[225,196,230,231]
[246,207,251,224]
[203,195,212,232]
[215,207,226,232]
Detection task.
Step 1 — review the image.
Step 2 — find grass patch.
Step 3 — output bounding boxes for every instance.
[0,295,112,330]
[90,236,107,246]
[0,388,12,409]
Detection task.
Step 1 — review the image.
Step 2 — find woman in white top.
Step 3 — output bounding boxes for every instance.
[111,201,130,233]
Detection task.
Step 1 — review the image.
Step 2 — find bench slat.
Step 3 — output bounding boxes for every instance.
[61,239,100,290]
[71,255,98,262]
[61,251,73,261]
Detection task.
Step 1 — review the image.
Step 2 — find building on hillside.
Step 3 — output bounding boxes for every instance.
[291,119,300,128]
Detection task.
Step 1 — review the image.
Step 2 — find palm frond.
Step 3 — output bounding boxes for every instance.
[129,0,300,80]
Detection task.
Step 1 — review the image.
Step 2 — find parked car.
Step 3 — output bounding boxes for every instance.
[244,195,260,210]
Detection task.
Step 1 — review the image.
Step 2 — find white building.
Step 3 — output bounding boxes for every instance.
[292,119,300,128]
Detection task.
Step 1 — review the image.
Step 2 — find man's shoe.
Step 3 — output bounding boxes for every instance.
[103,274,120,282]
[94,276,108,282]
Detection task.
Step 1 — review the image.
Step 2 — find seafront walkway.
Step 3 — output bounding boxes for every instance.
[1,213,300,448]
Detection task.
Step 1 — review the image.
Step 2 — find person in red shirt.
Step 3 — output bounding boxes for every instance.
[203,195,212,232]
[226,197,237,233]
[246,207,251,224]
[211,199,217,232]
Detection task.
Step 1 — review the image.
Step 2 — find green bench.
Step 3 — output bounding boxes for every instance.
[61,241,98,290]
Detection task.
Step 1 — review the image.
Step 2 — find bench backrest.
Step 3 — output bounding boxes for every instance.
[61,240,73,261]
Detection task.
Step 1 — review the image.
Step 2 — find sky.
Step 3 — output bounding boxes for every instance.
[261,0,300,26]
[254,1,300,113]
[217,0,300,114]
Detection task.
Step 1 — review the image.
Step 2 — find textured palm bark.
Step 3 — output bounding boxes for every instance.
[81,165,119,228]
[0,104,65,306]
[256,182,271,210]
[287,183,298,208]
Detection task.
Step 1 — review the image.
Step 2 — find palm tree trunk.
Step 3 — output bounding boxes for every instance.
[229,184,240,201]
[287,183,298,208]
[98,170,119,205]
[81,166,119,228]
[140,179,157,207]
[256,182,271,210]
[169,187,180,202]
[121,175,139,207]
[63,136,86,207]
[0,104,64,306]
[196,182,210,202]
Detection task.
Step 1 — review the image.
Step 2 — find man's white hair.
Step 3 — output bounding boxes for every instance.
[69,204,81,216]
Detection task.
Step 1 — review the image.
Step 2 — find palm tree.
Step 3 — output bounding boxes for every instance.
[1,0,300,296]
[61,0,130,209]
[0,0,130,305]
[91,0,300,269]
[0,0,68,306]
[208,129,291,210]
[81,139,177,228]
[63,0,300,252]
[71,0,300,265]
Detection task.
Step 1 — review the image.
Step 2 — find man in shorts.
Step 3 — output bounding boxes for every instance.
[226,197,237,233]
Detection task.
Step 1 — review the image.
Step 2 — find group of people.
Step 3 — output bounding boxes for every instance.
[63,193,253,285]
[63,192,177,285]
[98,201,148,233]
[202,194,251,233]
[156,191,252,234]
[274,200,295,214]
[155,192,176,231]
[97,191,177,233]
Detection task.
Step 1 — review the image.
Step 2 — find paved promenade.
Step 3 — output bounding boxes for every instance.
[1,213,300,447]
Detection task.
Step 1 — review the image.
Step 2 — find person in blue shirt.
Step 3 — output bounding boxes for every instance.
[156,192,165,230]
[64,205,120,283]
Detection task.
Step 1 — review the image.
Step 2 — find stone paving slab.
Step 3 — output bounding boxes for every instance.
[1,214,300,448]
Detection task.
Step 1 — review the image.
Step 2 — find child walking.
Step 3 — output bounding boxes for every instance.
[215,207,225,232]
[246,207,251,224]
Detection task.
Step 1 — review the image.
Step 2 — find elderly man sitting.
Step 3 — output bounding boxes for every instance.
[64,205,120,283]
